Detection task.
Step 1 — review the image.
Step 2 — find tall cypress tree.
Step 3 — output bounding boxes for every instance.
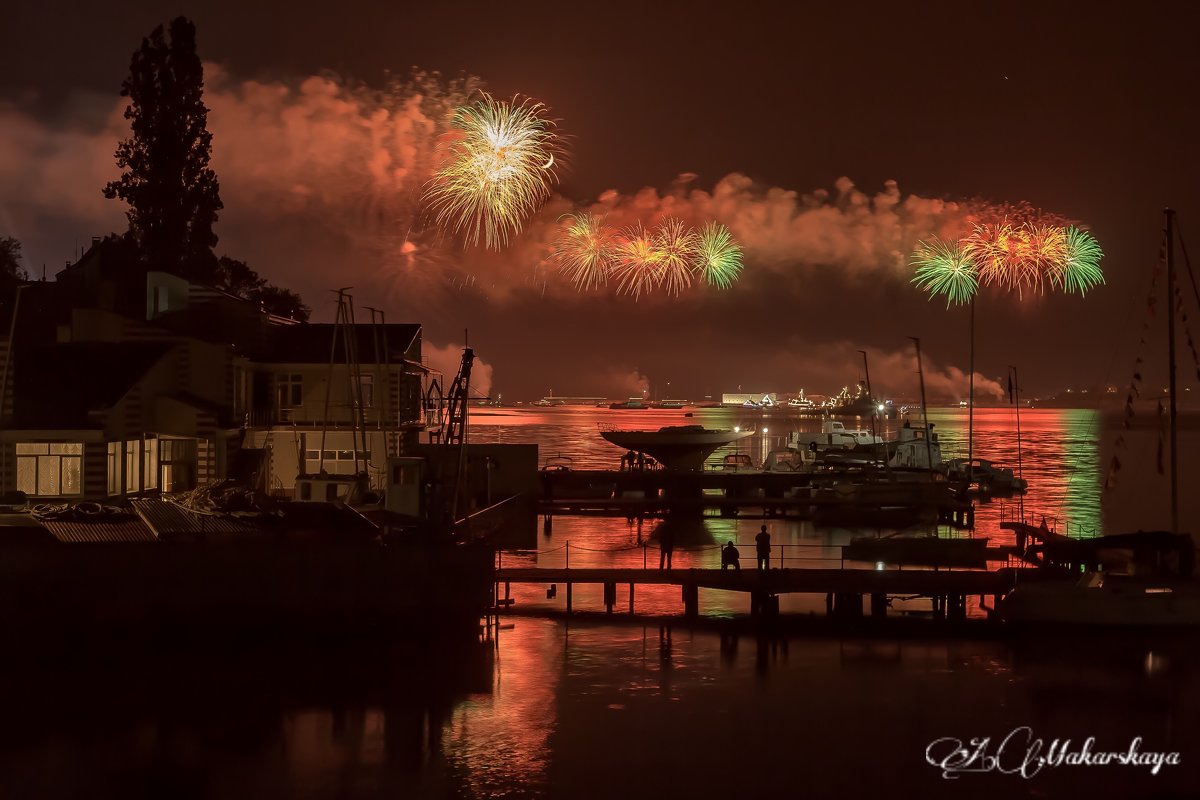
[104,17,222,282]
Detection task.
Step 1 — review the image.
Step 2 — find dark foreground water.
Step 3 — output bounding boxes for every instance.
[3,623,1197,799]
[5,406,1198,798]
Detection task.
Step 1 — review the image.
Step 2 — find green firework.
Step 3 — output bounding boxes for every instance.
[696,222,744,289]
[912,238,979,307]
[1055,226,1105,295]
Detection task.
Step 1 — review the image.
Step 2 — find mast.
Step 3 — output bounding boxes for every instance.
[859,349,889,475]
[909,337,934,477]
[1165,208,1179,533]
[1010,365,1024,520]
[968,297,975,487]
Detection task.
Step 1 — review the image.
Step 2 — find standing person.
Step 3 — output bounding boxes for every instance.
[659,524,675,570]
[755,525,771,570]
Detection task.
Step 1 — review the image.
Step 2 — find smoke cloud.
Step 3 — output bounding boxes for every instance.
[0,63,1023,398]
[0,64,975,303]
[423,340,494,398]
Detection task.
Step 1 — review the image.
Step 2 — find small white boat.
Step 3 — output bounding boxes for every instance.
[788,419,882,451]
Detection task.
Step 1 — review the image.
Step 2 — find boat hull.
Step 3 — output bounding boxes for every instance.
[1001,577,1200,626]
[600,429,753,471]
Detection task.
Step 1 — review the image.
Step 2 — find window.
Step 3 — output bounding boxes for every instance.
[160,439,196,493]
[143,437,158,491]
[107,442,120,495]
[277,374,303,409]
[16,443,83,496]
[358,374,374,408]
[125,440,141,493]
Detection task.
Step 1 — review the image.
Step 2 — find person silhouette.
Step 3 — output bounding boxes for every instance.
[721,541,741,572]
[659,524,675,569]
[755,525,772,570]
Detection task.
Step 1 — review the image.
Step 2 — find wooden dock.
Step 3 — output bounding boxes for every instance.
[494,566,1016,620]
[539,469,975,526]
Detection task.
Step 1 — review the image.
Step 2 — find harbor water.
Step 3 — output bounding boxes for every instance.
[4,405,1198,798]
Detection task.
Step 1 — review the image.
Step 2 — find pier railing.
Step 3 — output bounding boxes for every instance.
[496,540,1021,572]
[997,503,1100,539]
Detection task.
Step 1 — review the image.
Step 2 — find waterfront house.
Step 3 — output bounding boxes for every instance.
[0,240,428,504]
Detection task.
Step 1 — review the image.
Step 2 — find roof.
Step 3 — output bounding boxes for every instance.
[131,499,263,538]
[130,497,378,540]
[41,518,156,543]
[257,323,420,365]
[12,341,174,428]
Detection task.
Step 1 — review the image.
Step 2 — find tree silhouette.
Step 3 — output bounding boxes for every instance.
[0,237,27,284]
[104,17,222,282]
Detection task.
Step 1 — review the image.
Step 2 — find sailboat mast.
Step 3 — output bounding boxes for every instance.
[1165,208,1179,533]
[910,337,934,476]
[1010,365,1024,520]
[968,297,975,486]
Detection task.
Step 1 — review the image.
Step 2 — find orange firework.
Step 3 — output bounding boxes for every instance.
[611,223,662,300]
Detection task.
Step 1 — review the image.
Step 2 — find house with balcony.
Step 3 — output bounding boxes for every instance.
[0,240,429,505]
[242,322,428,495]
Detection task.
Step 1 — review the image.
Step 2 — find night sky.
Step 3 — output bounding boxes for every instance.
[2,1,1198,400]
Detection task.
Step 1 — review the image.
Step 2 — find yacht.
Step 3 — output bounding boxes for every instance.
[599,425,753,471]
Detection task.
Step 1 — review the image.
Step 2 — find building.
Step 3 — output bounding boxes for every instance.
[0,241,430,504]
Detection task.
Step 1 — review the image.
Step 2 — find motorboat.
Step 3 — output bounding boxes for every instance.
[943,458,1027,492]
[788,419,882,451]
[845,535,990,569]
[1001,572,1200,626]
[1001,530,1200,626]
[598,425,753,471]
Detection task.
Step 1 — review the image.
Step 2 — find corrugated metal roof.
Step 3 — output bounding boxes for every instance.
[42,519,156,543]
[131,499,262,537]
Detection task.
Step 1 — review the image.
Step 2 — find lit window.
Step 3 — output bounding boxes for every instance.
[16,442,83,497]
[107,442,120,495]
[125,440,141,492]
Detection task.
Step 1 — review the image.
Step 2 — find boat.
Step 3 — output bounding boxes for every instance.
[1001,531,1200,625]
[609,397,649,410]
[788,419,883,451]
[845,535,990,569]
[1000,210,1200,626]
[653,399,687,409]
[598,425,753,471]
[942,458,1027,492]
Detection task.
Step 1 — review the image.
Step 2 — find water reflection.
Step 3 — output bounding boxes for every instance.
[474,405,1113,549]
[3,620,1197,798]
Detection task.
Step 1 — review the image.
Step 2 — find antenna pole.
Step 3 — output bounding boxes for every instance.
[1166,208,1179,533]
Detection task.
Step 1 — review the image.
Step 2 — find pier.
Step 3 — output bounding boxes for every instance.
[539,468,975,526]
[493,563,1016,620]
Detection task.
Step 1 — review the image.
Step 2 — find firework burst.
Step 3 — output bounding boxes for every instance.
[652,218,700,296]
[1052,226,1105,295]
[696,222,744,289]
[611,223,663,300]
[911,238,979,307]
[963,222,1047,295]
[424,93,561,250]
[553,213,615,290]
